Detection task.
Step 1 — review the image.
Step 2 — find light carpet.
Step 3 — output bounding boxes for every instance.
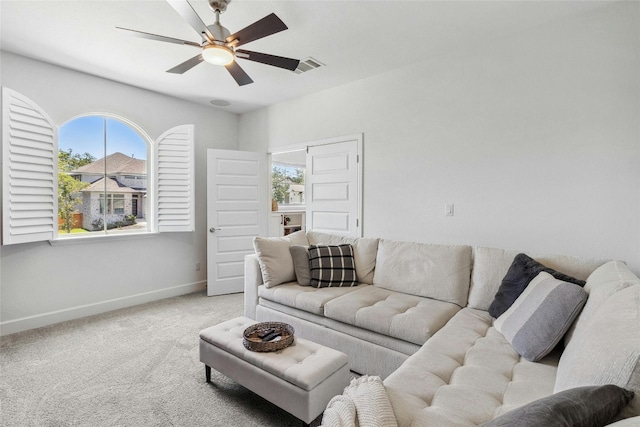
[0,291,322,426]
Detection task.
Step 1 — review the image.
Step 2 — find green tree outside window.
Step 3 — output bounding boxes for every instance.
[58,149,95,233]
[272,166,304,204]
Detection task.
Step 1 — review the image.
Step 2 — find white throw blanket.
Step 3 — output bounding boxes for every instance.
[321,375,398,427]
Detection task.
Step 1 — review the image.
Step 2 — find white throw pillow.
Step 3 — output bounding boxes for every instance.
[253,230,308,288]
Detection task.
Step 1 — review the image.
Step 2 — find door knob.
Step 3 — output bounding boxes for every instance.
[209,227,218,233]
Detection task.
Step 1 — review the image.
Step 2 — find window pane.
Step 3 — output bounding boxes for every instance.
[272,163,305,206]
[58,116,148,237]
[271,150,306,210]
[113,195,125,214]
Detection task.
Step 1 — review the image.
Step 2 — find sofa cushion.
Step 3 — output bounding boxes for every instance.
[324,286,460,346]
[372,239,472,307]
[259,297,422,361]
[468,247,603,311]
[555,284,640,417]
[289,245,311,286]
[494,271,587,362]
[565,260,640,347]
[308,244,358,288]
[252,230,309,288]
[258,282,367,315]
[479,385,635,427]
[384,308,560,427]
[488,253,586,318]
[607,416,640,426]
[307,231,379,284]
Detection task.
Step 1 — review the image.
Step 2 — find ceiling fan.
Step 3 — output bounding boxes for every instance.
[117,0,300,86]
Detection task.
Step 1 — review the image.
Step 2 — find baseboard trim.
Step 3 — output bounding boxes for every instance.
[0,281,207,336]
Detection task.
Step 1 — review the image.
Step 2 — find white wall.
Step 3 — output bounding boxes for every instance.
[239,2,640,271]
[0,52,239,334]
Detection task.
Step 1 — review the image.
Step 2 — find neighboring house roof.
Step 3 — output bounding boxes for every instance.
[82,177,138,193]
[72,152,146,175]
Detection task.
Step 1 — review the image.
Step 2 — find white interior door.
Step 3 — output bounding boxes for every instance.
[306,136,362,237]
[207,149,266,296]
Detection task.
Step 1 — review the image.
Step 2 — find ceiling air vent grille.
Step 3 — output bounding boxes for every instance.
[295,57,325,74]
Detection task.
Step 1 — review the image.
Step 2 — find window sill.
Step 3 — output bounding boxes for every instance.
[49,231,159,246]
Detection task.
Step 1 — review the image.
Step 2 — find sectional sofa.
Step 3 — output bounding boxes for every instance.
[244,230,640,426]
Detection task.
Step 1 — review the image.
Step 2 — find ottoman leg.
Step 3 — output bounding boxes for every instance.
[205,365,211,383]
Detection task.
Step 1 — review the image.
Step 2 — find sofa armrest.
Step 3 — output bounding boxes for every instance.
[244,253,263,319]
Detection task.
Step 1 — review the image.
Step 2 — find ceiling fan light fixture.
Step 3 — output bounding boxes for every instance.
[202,44,234,66]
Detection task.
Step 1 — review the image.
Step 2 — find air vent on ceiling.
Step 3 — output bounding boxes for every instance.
[295,57,325,74]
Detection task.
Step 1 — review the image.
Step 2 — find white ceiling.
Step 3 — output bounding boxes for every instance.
[0,0,613,114]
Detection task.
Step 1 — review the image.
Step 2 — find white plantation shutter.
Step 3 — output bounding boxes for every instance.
[2,87,57,245]
[155,124,194,232]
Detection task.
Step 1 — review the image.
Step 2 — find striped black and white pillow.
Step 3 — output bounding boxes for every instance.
[308,244,358,288]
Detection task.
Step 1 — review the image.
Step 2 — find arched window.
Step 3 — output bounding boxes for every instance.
[2,88,194,245]
[58,116,149,236]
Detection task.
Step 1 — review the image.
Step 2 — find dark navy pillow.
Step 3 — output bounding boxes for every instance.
[488,253,585,318]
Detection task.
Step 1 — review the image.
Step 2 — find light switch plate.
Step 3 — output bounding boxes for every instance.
[445,204,454,216]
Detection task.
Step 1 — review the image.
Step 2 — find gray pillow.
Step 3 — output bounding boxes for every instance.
[494,271,587,361]
[289,245,311,286]
[480,385,634,427]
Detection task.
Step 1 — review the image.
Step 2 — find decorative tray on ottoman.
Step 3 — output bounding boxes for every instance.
[243,322,295,352]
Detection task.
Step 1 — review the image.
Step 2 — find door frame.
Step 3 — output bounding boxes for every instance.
[268,133,363,237]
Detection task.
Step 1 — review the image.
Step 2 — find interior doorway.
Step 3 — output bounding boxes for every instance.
[268,133,363,238]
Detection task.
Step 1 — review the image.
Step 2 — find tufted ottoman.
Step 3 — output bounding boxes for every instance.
[199,316,350,425]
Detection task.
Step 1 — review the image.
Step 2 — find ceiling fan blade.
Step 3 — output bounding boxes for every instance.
[226,13,287,47]
[236,49,299,71]
[225,61,254,86]
[166,0,215,42]
[167,54,204,74]
[116,27,201,47]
